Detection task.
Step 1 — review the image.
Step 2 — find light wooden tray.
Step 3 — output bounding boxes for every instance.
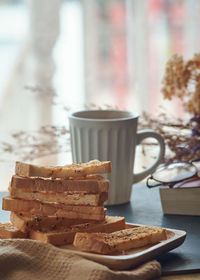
[60,223,186,270]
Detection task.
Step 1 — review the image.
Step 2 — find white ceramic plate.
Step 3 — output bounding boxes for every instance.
[60,223,186,269]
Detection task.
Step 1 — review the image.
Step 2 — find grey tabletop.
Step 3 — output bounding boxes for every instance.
[106,183,200,275]
[0,183,200,275]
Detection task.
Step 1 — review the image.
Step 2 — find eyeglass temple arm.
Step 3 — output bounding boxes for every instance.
[146,176,162,188]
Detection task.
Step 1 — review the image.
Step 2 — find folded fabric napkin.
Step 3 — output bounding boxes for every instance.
[0,239,161,280]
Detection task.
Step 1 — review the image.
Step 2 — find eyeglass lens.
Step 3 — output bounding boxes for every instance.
[153,162,197,183]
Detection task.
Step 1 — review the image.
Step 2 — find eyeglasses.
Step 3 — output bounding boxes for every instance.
[146,159,200,188]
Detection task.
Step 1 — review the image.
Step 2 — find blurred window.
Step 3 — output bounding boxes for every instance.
[0,0,200,190]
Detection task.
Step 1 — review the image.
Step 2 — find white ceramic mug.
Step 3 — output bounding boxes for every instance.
[69,110,165,205]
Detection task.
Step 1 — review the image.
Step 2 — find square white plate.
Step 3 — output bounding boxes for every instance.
[60,223,186,269]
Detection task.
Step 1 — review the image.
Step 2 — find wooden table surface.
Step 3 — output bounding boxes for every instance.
[159,273,200,279]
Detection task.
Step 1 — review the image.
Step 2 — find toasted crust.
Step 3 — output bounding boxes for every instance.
[11,175,109,193]
[15,160,112,178]
[9,187,108,207]
[3,196,106,221]
[0,222,27,239]
[73,226,167,254]
[10,212,100,232]
[29,228,75,245]
[29,216,126,245]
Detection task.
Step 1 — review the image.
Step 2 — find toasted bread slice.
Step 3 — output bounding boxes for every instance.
[10,212,100,232]
[0,222,27,239]
[29,227,75,245]
[70,216,126,235]
[3,196,106,221]
[9,187,108,207]
[73,226,167,254]
[29,216,126,245]
[15,160,112,178]
[11,175,109,193]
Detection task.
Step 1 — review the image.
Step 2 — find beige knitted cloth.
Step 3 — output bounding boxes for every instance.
[0,239,161,280]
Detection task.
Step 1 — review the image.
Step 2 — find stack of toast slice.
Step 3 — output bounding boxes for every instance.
[1,160,126,245]
[0,159,167,255]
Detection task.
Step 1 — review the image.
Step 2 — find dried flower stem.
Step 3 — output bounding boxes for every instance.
[162,53,200,115]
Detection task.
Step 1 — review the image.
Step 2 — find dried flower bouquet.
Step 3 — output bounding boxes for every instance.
[140,53,200,163]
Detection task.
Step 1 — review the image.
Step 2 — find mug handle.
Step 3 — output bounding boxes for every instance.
[133,129,165,184]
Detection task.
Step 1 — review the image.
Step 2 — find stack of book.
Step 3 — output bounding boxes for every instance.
[159,177,200,215]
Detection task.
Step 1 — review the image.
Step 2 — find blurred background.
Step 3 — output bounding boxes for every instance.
[0,0,200,190]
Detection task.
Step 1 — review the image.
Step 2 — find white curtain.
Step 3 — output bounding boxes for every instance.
[0,0,200,191]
